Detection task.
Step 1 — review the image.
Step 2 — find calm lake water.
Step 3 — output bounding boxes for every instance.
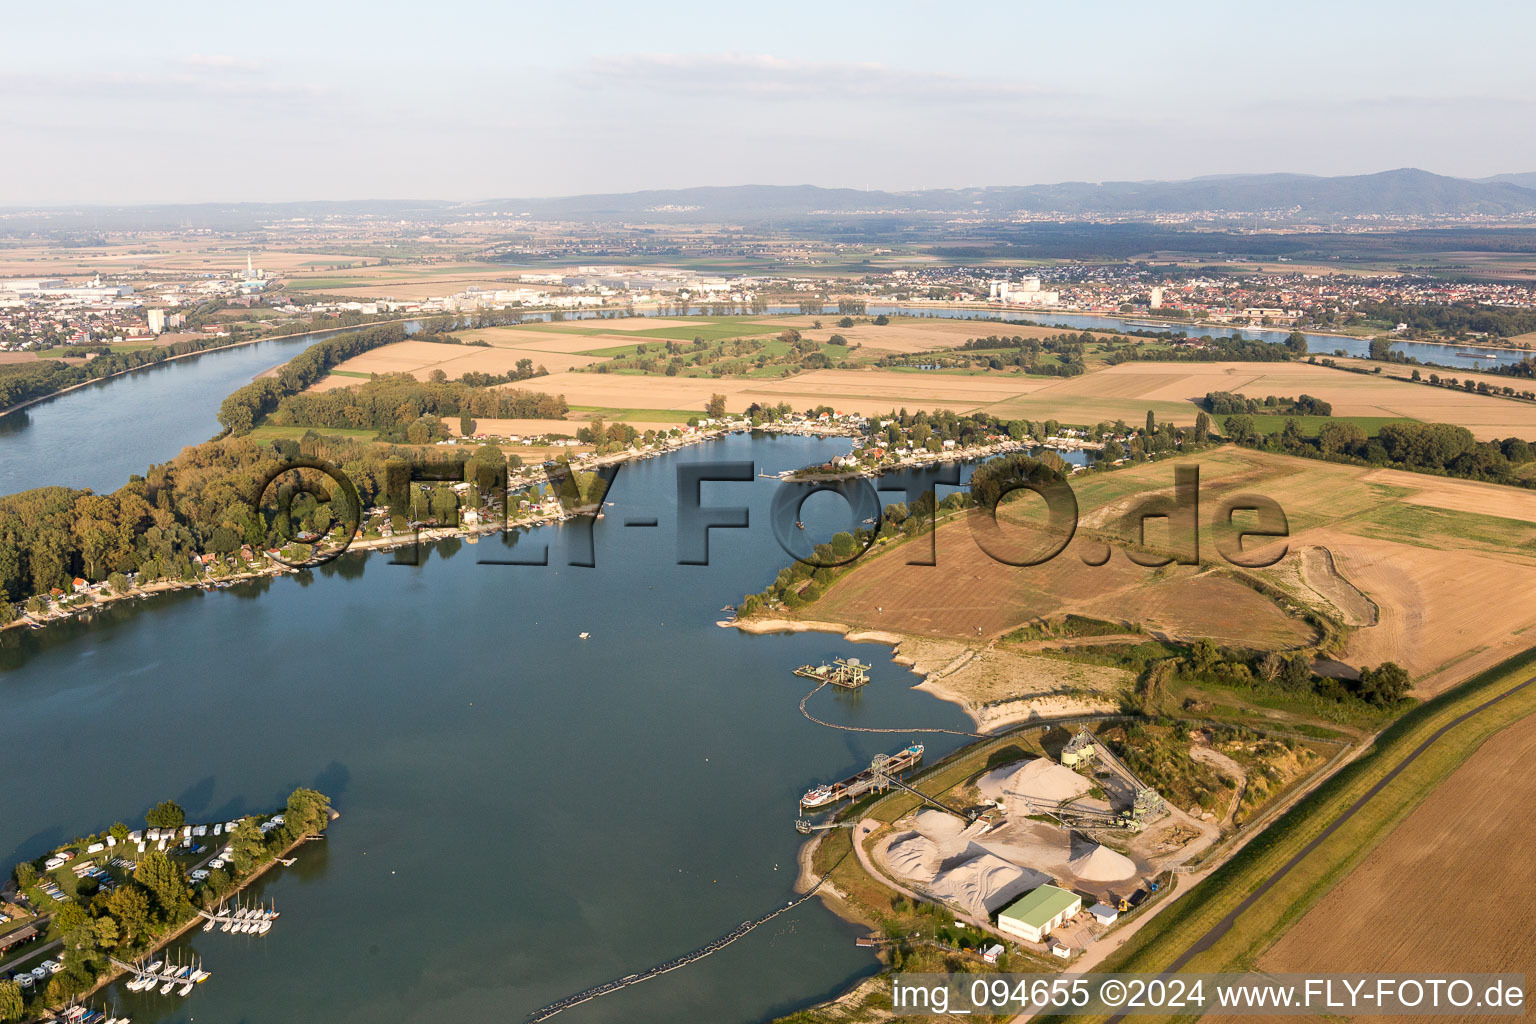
[0,433,978,1024]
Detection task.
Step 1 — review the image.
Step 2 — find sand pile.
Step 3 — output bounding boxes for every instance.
[928,852,1035,919]
[912,808,967,843]
[1067,843,1137,882]
[1002,758,1092,804]
[885,831,942,884]
[976,762,1021,802]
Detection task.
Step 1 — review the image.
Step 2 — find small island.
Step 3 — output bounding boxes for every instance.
[0,788,332,1022]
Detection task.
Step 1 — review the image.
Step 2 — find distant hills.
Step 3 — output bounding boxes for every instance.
[1484,171,1536,190]
[6,169,1536,231]
[470,169,1536,222]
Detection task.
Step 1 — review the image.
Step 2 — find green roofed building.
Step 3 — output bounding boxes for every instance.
[997,884,1082,943]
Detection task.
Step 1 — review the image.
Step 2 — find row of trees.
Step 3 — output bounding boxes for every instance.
[1354,300,1536,340]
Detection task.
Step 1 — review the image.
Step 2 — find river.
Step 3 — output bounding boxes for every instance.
[853,305,1534,372]
[0,322,422,498]
[0,432,979,1024]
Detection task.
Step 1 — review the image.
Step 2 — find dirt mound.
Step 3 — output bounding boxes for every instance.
[1068,843,1137,882]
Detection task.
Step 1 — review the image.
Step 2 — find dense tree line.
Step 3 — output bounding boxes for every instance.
[217,322,412,434]
[1221,414,1535,484]
[0,430,424,606]
[1107,333,1298,364]
[1203,390,1332,416]
[270,373,568,432]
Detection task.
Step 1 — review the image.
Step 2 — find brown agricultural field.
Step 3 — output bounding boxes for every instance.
[806,519,1315,650]
[1067,447,1536,694]
[486,366,1052,418]
[306,318,1536,436]
[1260,712,1536,1008]
[309,339,602,390]
[492,370,734,413]
[785,447,1536,694]
[0,238,389,278]
[985,361,1536,439]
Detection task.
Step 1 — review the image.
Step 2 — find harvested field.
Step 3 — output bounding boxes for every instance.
[303,321,1536,437]
[1295,547,1376,627]
[782,447,1536,696]
[809,518,1315,650]
[309,339,601,390]
[1261,712,1536,1004]
[980,361,1536,439]
[486,366,1050,419]
[283,261,529,300]
[1307,528,1536,695]
[495,370,729,413]
[1073,450,1536,691]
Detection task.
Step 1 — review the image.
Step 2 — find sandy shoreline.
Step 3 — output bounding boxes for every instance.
[725,616,1120,733]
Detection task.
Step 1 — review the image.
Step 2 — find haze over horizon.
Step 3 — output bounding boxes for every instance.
[4,0,1536,204]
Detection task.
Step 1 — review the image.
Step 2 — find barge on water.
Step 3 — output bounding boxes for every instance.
[793,657,870,689]
[800,743,923,808]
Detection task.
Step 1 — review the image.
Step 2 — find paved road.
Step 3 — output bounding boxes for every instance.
[1101,671,1536,1023]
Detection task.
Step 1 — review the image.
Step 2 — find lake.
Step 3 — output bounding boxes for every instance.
[0,433,978,1024]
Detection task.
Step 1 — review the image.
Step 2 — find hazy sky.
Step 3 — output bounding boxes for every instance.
[4,0,1534,203]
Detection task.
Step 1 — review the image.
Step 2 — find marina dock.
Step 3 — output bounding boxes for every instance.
[108,955,210,997]
[199,899,280,935]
